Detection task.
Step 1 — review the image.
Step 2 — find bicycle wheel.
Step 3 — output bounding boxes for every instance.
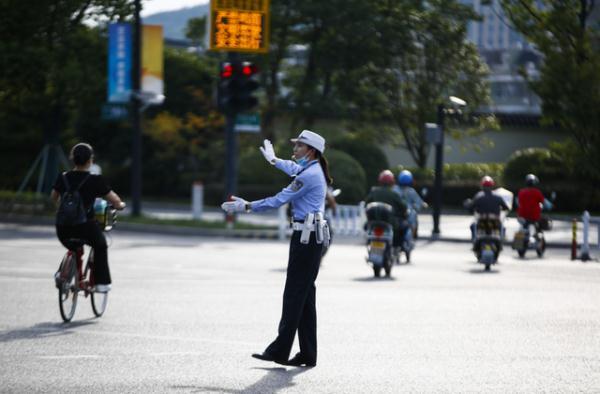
[58,253,78,322]
[87,251,109,317]
[91,291,109,317]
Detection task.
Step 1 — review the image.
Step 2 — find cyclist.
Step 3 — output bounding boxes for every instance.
[51,143,125,293]
[517,173,552,225]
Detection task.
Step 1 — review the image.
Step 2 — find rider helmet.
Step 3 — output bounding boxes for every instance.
[378,170,395,186]
[398,170,413,186]
[480,175,495,189]
[525,173,539,186]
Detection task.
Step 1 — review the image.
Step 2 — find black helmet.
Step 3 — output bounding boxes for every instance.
[525,173,539,186]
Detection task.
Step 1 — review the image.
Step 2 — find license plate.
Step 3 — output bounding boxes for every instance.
[370,241,386,249]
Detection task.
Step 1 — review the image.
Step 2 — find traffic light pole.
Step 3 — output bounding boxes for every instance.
[224,53,240,206]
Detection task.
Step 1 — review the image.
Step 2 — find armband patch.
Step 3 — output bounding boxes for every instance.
[290,180,304,192]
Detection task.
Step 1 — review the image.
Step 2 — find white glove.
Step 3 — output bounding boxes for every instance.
[259,139,277,164]
[220,196,249,213]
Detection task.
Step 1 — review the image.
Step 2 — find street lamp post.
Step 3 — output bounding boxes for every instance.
[131,0,142,217]
[432,104,445,237]
[431,96,467,237]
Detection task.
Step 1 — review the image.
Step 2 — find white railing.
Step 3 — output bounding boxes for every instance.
[581,211,600,260]
[327,202,366,236]
[278,203,366,240]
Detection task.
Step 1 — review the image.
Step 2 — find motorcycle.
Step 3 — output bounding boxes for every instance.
[512,216,552,258]
[512,193,554,258]
[364,202,395,277]
[472,213,504,271]
[394,213,413,264]
[464,187,512,271]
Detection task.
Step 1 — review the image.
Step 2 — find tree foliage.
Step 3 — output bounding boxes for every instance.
[261,0,496,168]
[500,0,600,181]
[0,0,134,190]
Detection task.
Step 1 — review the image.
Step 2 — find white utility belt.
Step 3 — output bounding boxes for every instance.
[291,222,307,231]
[291,212,331,246]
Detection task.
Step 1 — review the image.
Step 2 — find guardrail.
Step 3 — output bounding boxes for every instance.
[277,203,366,240]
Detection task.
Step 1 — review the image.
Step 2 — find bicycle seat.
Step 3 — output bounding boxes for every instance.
[64,238,85,251]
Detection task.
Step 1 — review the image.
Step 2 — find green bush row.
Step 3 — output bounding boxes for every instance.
[0,190,54,215]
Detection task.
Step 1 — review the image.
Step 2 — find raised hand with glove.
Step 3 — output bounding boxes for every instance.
[221,196,250,213]
[259,139,278,165]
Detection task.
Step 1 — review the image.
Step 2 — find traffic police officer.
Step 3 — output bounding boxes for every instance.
[221,129,332,367]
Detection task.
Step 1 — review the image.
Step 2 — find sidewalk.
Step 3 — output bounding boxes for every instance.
[132,202,596,248]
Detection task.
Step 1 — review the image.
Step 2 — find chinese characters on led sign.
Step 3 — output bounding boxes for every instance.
[210,0,270,53]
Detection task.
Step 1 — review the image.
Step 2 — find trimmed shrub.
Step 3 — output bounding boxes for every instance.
[503,148,564,191]
[326,149,367,204]
[329,138,389,188]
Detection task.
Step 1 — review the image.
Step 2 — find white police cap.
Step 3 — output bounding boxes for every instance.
[290,129,326,154]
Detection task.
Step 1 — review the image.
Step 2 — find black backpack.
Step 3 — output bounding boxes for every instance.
[56,172,91,226]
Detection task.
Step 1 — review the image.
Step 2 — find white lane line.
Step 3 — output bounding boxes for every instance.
[0,326,260,348]
[37,355,101,360]
[76,328,260,347]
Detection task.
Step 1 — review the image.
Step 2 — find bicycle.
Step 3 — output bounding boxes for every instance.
[55,201,118,322]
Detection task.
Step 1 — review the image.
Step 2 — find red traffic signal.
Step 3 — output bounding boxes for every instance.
[241,62,259,76]
[221,62,233,78]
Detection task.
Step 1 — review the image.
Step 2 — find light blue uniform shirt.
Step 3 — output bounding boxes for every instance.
[250,159,326,221]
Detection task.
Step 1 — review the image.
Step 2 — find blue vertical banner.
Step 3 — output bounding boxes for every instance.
[107,23,132,103]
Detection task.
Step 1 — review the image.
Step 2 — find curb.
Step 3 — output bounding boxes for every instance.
[0,214,280,240]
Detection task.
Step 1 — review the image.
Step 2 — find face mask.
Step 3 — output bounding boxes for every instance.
[295,154,310,167]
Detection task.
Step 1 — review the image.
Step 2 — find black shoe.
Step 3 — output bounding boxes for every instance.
[285,353,316,367]
[251,352,287,365]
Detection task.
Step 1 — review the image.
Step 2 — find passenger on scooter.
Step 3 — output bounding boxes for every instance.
[517,174,552,226]
[392,170,425,238]
[465,176,509,241]
[365,170,408,249]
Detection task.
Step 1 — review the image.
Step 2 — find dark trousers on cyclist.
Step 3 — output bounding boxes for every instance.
[56,221,111,285]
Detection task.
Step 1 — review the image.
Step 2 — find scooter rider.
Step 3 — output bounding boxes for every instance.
[365,170,408,251]
[221,129,331,368]
[392,170,425,237]
[517,174,552,225]
[465,176,509,240]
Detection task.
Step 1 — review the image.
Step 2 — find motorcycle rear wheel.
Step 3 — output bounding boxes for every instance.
[373,266,381,277]
[536,238,546,257]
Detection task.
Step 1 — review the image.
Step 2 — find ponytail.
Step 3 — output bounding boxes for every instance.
[316,152,333,185]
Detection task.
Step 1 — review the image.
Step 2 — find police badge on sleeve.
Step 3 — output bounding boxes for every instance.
[290,179,304,192]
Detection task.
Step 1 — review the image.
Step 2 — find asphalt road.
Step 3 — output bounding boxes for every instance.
[1,223,600,393]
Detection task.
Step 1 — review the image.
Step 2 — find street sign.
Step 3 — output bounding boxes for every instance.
[234,113,260,133]
[101,103,129,120]
[209,0,270,53]
[425,123,442,145]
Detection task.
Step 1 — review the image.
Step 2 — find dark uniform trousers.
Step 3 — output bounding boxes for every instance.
[56,221,111,285]
[265,230,323,364]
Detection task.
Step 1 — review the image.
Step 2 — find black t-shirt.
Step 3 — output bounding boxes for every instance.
[53,171,111,220]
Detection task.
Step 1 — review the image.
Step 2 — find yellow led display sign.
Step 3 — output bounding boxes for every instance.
[210,0,270,53]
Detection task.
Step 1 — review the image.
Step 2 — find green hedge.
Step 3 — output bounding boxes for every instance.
[0,190,54,214]
[394,163,505,185]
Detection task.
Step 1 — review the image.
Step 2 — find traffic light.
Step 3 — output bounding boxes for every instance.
[217,61,260,114]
